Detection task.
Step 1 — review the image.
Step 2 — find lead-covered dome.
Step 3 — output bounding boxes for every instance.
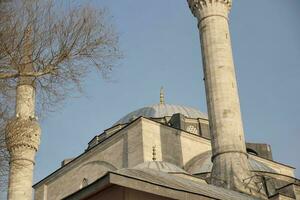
[134,161,188,174]
[185,151,277,175]
[115,103,208,124]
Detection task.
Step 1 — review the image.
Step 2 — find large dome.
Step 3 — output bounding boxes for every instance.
[115,103,207,124]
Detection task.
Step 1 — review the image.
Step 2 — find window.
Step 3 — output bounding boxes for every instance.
[81,178,88,188]
[186,125,198,135]
[246,148,258,156]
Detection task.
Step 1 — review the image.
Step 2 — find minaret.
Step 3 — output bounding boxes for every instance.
[187,0,264,196]
[5,27,41,200]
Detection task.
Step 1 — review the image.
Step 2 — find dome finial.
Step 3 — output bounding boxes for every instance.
[160,87,165,104]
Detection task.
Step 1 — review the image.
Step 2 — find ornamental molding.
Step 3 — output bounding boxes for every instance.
[188,0,232,11]
[5,117,41,151]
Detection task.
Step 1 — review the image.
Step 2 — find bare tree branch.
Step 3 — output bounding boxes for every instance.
[0,65,58,79]
[0,0,121,193]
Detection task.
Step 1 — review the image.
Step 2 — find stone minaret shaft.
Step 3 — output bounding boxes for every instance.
[188,0,259,195]
[6,28,41,200]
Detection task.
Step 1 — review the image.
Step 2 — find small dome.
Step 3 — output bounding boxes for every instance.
[186,151,277,175]
[134,161,187,174]
[115,103,207,124]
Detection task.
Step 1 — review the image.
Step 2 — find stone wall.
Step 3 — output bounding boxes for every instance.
[34,120,144,200]
[141,118,211,167]
[34,117,297,199]
[84,185,177,200]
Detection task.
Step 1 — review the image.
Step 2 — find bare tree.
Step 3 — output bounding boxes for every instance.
[0,0,11,194]
[0,0,121,199]
[0,109,9,191]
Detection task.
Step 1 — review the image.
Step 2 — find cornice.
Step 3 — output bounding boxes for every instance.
[188,0,232,10]
[188,0,232,20]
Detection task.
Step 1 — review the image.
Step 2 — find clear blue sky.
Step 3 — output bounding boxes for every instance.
[34,0,300,184]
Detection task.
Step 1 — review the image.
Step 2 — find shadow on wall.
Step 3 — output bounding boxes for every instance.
[160,125,183,167]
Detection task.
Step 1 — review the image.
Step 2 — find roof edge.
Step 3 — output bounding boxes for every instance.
[33,117,144,188]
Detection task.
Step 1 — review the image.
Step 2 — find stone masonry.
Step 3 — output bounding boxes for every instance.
[187,0,265,197]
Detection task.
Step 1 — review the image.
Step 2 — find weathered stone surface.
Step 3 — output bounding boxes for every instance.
[34,119,144,200]
[6,118,41,151]
[34,118,297,200]
[246,143,273,160]
[187,0,267,197]
[6,81,41,200]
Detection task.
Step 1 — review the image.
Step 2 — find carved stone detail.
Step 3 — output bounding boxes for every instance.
[188,0,232,10]
[186,125,198,135]
[5,117,41,151]
[188,0,232,20]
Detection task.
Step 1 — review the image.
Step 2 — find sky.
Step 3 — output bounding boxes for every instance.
[32,0,300,187]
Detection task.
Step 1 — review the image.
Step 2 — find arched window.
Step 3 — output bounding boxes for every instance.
[246,148,258,156]
[81,178,88,188]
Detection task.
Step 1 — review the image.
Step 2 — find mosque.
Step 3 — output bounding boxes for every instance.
[33,0,300,199]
